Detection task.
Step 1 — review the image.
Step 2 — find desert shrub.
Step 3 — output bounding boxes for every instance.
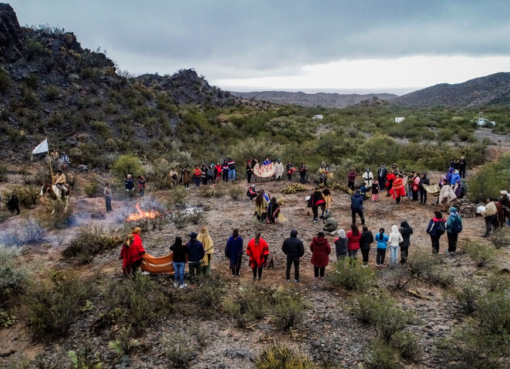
[380,264,411,291]
[171,210,193,229]
[26,39,47,59]
[44,85,61,101]
[0,68,11,93]
[365,340,400,369]
[407,252,436,279]
[255,345,316,369]
[111,155,144,182]
[164,333,198,369]
[83,182,99,197]
[108,326,139,356]
[231,137,283,163]
[40,199,74,229]
[272,289,305,331]
[198,184,225,198]
[23,73,39,89]
[228,185,245,200]
[62,225,121,264]
[103,275,171,334]
[0,245,30,301]
[467,153,510,203]
[0,164,7,182]
[489,228,510,249]
[18,218,46,244]
[22,272,93,340]
[350,294,393,325]
[485,273,510,292]
[68,345,104,369]
[328,259,375,291]
[391,331,421,361]
[144,158,171,190]
[463,241,497,267]
[187,273,224,317]
[475,292,510,335]
[166,186,188,210]
[21,88,38,107]
[2,185,40,209]
[454,282,481,315]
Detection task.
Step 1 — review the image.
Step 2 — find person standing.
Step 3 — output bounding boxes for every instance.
[299,164,307,184]
[120,234,134,276]
[50,149,59,164]
[446,207,462,253]
[247,232,269,281]
[346,224,361,260]
[130,227,146,275]
[334,229,348,263]
[170,237,187,288]
[385,171,395,197]
[207,164,216,185]
[6,193,19,215]
[359,226,374,267]
[412,172,420,201]
[375,228,389,267]
[194,165,202,187]
[138,175,146,198]
[399,221,413,263]
[186,232,205,281]
[377,164,387,191]
[267,197,280,224]
[392,174,406,204]
[246,160,254,183]
[225,229,243,277]
[221,160,229,183]
[481,198,497,237]
[388,225,403,264]
[104,183,113,212]
[419,173,430,204]
[181,168,190,190]
[228,158,236,182]
[201,164,208,185]
[275,159,284,181]
[169,168,178,188]
[125,174,135,199]
[362,169,374,190]
[310,231,331,279]
[350,190,365,225]
[319,162,329,187]
[286,161,294,181]
[61,151,70,172]
[197,227,214,276]
[215,162,222,183]
[308,187,325,223]
[255,191,269,223]
[347,168,357,191]
[459,156,467,179]
[371,180,379,202]
[426,211,446,254]
[282,230,305,282]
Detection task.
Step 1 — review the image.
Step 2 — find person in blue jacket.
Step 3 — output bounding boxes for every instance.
[450,170,461,186]
[225,229,244,277]
[350,190,365,225]
[426,211,446,254]
[375,227,389,266]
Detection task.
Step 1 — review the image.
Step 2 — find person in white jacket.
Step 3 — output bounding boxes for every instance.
[362,169,374,189]
[388,225,403,264]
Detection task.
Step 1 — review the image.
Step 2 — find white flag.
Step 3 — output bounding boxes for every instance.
[32,139,49,155]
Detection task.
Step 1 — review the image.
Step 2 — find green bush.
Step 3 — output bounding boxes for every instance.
[18,218,46,244]
[0,68,11,93]
[463,241,497,267]
[63,225,121,264]
[468,153,510,203]
[391,331,421,361]
[26,39,48,59]
[328,259,375,291]
[489,228,510,249]
[164,333,197,369]
[23,74,39,89]
[366,340,400,369]
[22,272,93,340]
[83,183,99,198]
[44,85,61,101]
[111,155,144,183]
[255,345,316,369]
[0,245,30,301]
[228,185,245,201]
[0,164,7,182]
[454,282,481,315]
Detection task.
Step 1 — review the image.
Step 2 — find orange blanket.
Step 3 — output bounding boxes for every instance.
[141,253,175,274]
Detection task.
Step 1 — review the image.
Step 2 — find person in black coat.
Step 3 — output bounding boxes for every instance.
[350,190,365,225]
[377,164,387,191]
[281,230,305,282]
[459,156,467,179]
[186,232,205,281]
[419,173,430,204]
[308,187,325,223]
[399,221,414,263]
[7,194,20,215]
[170,237,188,288]
[359,226,374,267]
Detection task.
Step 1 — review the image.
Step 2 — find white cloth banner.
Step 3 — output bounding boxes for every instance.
[32,139,48,154]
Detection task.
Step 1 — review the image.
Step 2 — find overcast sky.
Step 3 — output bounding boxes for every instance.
[12,0,510,94]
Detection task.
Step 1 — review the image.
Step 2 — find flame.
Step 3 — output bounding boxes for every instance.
[125,204,162,222]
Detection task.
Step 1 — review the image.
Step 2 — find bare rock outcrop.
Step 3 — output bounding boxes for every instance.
[0,3,25,62]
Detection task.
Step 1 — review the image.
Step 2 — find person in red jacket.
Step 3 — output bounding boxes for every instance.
[246,232,270,281]
[193,165,202,187]
[119,227,146,276]
[346,224,361,260]
[310,232,331,279]
[391,174,406,204]
[385,171,396,197]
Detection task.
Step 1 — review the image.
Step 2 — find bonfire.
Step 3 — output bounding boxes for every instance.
[125,204,162,222]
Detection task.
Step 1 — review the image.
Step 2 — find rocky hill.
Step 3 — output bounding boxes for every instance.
[0,4,245,165]
[231,90,397,108]
[393,72,510,108]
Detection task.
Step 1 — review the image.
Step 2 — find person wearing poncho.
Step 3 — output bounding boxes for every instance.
[246,232,270,281]
[391,174,406,204]
[197,226,214,276]
[254,191,269,223]
[120,227,146,276]
[225,229,243,277]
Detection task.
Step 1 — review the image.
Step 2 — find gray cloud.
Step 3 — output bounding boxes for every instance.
[13,0,510,80]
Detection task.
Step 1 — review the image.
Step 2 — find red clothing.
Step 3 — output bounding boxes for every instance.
[346,231,361,251]
[310,236,331,267]
[246,238,269,268]
[391,178,406,198]
[385,172,395,188]
[194,168,202,178]
[348,171,357,182]
[120,234,146,273]
[412,176,420,192]
[215,165,221,177]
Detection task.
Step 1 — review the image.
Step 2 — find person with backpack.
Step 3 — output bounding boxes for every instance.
[375,228,389,267]
[426,211,446,254]
[282,230,305,282]
[446,207,462,253]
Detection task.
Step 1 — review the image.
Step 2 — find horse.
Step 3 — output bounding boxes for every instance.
[40,183,70,213]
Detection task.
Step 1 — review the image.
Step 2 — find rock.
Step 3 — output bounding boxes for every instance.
[90,212,105,219]
[224,349,253,360]
[0,4,26,63]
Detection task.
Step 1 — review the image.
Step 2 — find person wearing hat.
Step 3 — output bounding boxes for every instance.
[446,207,462,253]
[185,232,205,281]
[247,184,257,200]
[275,159,284,181]
[282,230,305,282]
[377,164,387,191]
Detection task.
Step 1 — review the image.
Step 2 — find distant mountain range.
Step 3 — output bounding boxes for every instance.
[231,91,397,108]
[392,72,510,108]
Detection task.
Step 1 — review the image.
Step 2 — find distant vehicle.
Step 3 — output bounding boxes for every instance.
[312,115,323,120]
[395,117,405,123]
[476,118,496,127]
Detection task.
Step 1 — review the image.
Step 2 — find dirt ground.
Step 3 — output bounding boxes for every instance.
[1,152,510,368]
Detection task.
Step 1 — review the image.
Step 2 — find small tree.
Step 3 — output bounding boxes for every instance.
[112,155,143,183]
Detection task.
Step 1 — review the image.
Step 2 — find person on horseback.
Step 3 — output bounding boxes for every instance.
[53,170,67,198]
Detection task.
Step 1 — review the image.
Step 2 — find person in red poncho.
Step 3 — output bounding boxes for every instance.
[385,171,396,197]
[246,232,269,281]
[391,174,406,204]
[310,231,331,279]
[119,227,146,276]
